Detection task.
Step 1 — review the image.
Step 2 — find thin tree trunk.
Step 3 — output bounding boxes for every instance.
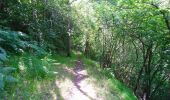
[134,65,144,94]
[143,44,153,100]
[67,34,71,57]
[84,33,90,57]
[134,41,146,94]
[67,18,71,57]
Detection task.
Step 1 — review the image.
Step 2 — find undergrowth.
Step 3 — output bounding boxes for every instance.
[0,52,137,100]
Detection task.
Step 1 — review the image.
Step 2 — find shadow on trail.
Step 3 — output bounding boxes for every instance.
[54,59,98,100]
[73,60,95,100]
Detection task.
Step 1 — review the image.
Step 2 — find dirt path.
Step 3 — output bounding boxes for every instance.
[31,59,118,100]
[56,60,99,100]
[9,58,122,100]
[71,60,97,100]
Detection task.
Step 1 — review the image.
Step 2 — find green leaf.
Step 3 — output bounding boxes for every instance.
[0,47,7,62]
[0,67,16,74]
[5,76,18,83]
[0,38,5,42]
[0,73,4,90]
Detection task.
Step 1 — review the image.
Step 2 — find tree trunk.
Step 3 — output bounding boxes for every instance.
[134,66,144,94]
[142,44,153,100]
[67,18,71,57]
[84,33,90,57]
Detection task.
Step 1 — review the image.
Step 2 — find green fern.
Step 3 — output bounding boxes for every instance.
[0,29,46,54]
[0,73,4,90]
[0,47,7,62]
[0,28,47,91]
[0,67,17,90]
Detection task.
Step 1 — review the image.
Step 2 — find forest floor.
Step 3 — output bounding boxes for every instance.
[57,60,97,100]
[44,55,136,100]
[55,60,108,100]
[3,54,137,100]
[54,59,117,100]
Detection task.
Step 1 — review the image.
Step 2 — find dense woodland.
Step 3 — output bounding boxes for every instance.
[0,0,170,100]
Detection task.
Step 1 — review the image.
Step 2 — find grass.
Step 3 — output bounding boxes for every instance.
[109,79,137,100]
[82,56,137,100]
[0,52,137,100]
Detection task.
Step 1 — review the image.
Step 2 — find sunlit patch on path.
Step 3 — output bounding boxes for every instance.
[55,60,99,100]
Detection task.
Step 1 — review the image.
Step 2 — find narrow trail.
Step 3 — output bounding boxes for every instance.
[71,60,97,100]
[56,60,99,100]
[34,59,118,100]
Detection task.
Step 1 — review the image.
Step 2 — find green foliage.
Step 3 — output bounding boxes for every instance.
[0,46,17,91]
[0,47,7,62]
[71,0,170,99]
[0,73,4,90]
[82,56,137,100]
[0,0,169,99]
[0,28,47,93]
[9,54,47,79]
[0,67,17,90]
[0,67,16,75]
[0,28,46,54]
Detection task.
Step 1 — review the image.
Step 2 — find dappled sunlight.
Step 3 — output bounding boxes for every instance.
[49,90,57,100]
[55,78,74,99]
[6,54,128,100]
[52,63,61,66]
[55,61,97,100]
[18,59,26,71]
[121,93,128,99]
[86,75,117,100]
[6,54,134,99]
[53,60,118,100]
[29,79,64,100]
[64,67,75,75]
[2,0,168,99]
